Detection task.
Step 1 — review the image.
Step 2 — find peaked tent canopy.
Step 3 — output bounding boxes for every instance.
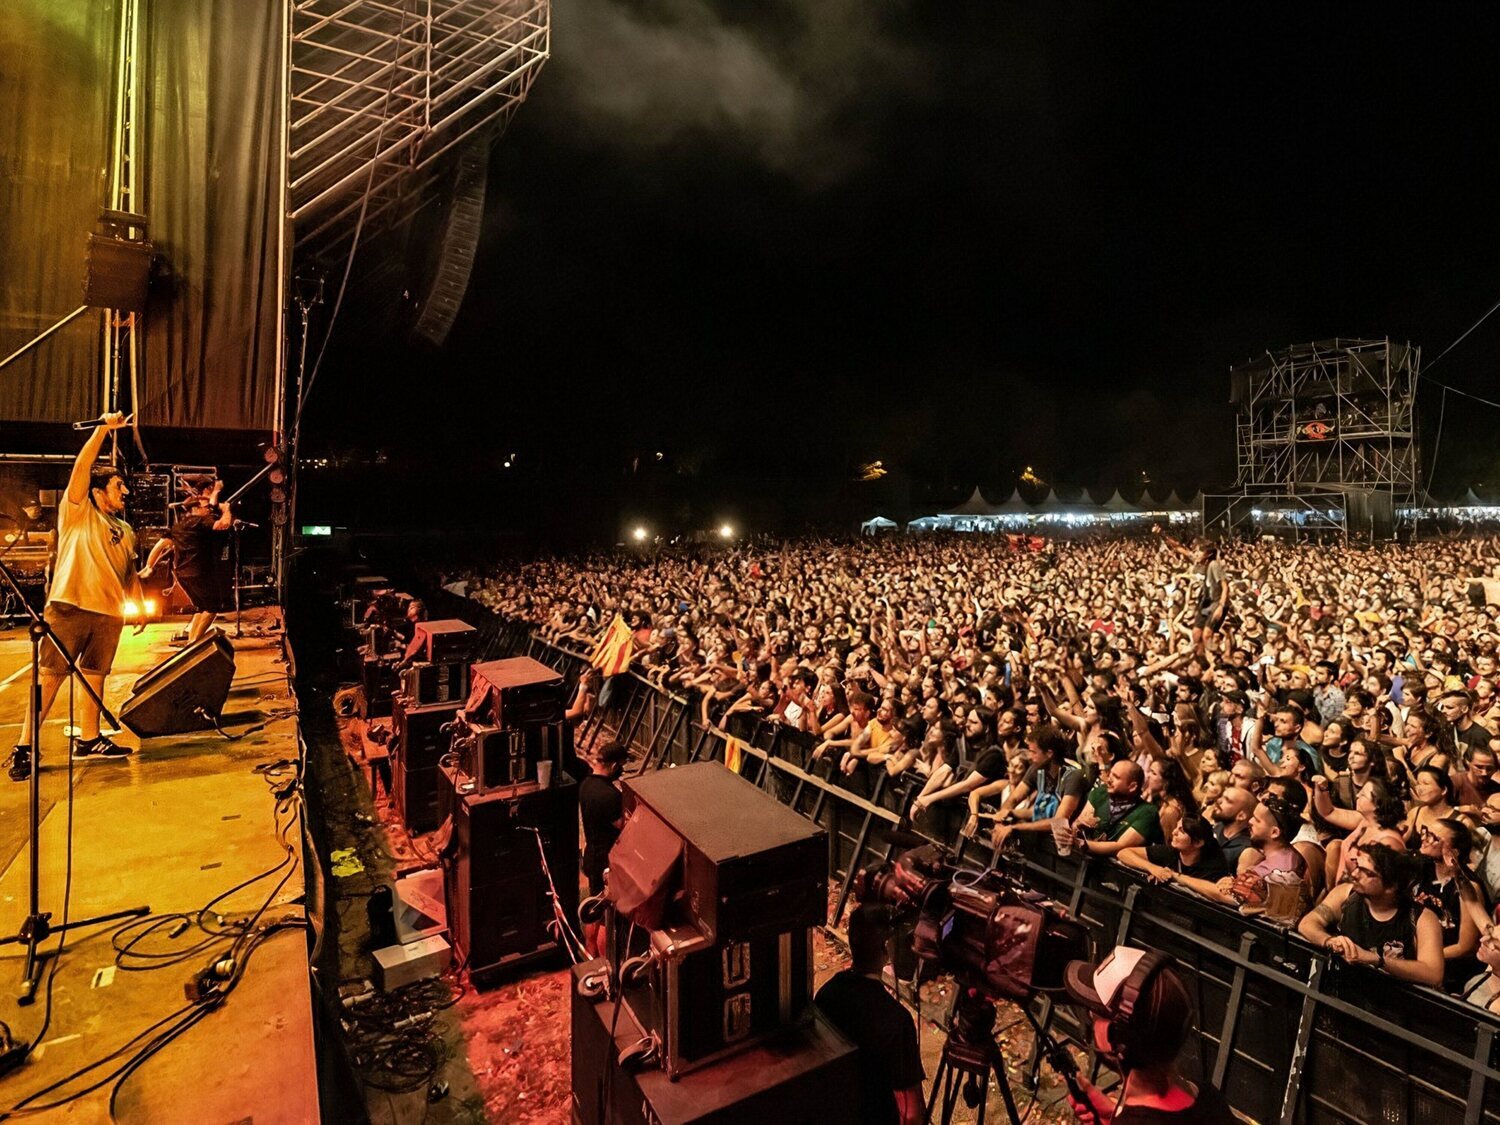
[994,490,1036,515]
[1102,490,1139,513]
[941,487,1004,516]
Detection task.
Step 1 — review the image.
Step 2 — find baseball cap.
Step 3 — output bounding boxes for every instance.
[1064,946,1151,1017]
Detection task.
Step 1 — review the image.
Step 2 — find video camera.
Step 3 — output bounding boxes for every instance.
[854,842,1088,1002]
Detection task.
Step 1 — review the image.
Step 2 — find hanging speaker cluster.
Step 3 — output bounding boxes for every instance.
[264,444,289,527]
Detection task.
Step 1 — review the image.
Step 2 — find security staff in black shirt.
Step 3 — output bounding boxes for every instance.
[579,740,627,956]
[815,904,925,1125]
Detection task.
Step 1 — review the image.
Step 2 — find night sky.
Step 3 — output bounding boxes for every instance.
[301,5,1500,538]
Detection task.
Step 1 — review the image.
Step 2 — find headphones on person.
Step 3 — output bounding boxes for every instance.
[1104,950,1188,1071]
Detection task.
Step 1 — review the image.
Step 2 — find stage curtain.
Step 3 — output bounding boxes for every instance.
[0,2,113,424]
[141,0,282,433]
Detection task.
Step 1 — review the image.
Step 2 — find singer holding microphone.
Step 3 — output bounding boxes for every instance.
[139,479,234,644]
[10,412,142,781]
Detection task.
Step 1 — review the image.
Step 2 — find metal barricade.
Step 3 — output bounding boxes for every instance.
[428,596,1500,1124]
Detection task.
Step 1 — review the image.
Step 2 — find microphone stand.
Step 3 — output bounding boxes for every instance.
[0,556,150,1004]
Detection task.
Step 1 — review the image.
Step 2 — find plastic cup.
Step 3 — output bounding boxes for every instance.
[536,760,553,789]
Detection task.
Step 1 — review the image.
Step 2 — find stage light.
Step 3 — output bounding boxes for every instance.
[1,534,12,545]
[632,527,648,542]
[122,600,140,618]
[143,598,157,615]
[718,524,734,539]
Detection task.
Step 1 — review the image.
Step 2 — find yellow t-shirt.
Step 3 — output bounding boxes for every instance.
[48,495,136,618]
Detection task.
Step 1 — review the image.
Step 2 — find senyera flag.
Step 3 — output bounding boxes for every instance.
[590,614,634,676]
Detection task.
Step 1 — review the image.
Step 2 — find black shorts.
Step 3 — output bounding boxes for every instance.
[1195,603,1226,630]
[178,572,233,614]
[39,603,123,675]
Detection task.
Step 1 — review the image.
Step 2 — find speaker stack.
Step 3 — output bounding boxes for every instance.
[571,764,858,1123]
[389,619,478,831]
[595,763,828,1079]
[437,656,578,979]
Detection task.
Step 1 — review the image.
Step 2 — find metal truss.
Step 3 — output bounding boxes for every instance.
[288,0,549,260]
[1207,339,1423,541]
[1232,338,1421,504]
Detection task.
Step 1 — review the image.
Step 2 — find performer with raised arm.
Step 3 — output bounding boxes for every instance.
[9,413,143,780]
[139,480,234,644]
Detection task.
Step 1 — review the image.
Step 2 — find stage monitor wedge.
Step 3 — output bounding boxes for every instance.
[120,634,236,736]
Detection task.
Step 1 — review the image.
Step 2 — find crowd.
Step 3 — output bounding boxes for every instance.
[455,529,1500,1007]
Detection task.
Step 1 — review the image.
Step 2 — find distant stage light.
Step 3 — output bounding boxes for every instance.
[143,598,157,615]
[718,524,734,539]
[122,600,140,618]
[632,526,648,542]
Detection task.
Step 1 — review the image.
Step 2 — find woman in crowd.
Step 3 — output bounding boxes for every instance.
[1311,774,1408,892]
[1405,766,1465,847]
[1414,817,1483,993]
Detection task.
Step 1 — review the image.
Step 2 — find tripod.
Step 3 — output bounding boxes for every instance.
[926,988,1093,1125]
[0,558,149,1004]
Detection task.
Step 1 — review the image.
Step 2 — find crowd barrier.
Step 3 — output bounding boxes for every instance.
[428,592,1500,1125]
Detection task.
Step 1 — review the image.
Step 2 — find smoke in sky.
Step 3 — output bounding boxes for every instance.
[539,0,925,187]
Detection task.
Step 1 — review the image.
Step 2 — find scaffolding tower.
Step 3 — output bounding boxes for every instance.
[1205,338,1421,540]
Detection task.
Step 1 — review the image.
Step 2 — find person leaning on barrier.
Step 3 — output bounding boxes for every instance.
[1062,945,1236,1123]
[1297,842,1444,987]
[814,904,924,1125]
[972,722,1087,847]
[1059,760,1163,859]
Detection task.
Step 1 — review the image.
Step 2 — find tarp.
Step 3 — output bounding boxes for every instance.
[1101,490,1139,513]
[861,516,898,534]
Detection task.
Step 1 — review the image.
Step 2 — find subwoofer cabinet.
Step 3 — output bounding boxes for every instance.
[616,922,815,1080]
[617,763,828,944]
[570,961,859,1125]
[391,697,460,832]
[437,763,578,979]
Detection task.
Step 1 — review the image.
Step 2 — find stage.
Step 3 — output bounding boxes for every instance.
[0,608,317,1122]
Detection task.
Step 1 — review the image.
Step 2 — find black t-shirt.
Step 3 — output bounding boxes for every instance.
[578,774,622,880]
[1215,826,1253,871]
[814,972,924,1125]
[972,746,1009,782]
[1114,1081,1237,1123]
[1147,842,1229,882]
[1456,722,1492,756]
[169,512,226,580]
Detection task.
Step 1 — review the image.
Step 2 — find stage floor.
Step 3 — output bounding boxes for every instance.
[0,608,317,1123]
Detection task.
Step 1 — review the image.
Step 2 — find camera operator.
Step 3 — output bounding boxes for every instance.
[1062,946,1234,1122]
[814,904,925,1125]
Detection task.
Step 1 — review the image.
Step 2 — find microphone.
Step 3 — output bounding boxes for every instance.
[70,414,134,430]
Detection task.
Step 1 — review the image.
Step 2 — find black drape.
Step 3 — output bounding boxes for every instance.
[0,2,113,423]
[141,0,281,432]
[0,0,282,434]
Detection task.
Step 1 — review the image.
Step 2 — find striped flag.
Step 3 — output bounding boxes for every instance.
[723,735,744,775]
[590,613,634,676]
